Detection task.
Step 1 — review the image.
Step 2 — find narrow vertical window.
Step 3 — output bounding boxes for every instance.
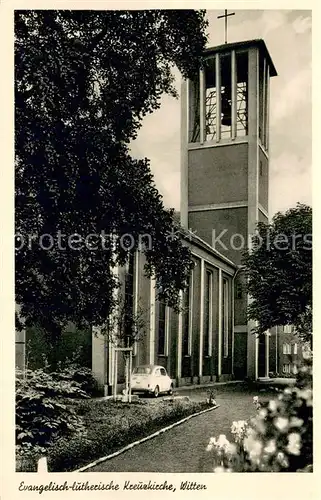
[220,54,232,139]
[124,251,135,346]
[182,284,189,356]
[182,271,193,356]
[199,69,205,143]
[265,64,270,150]
[236,51,248,136]
[189,76,200,143]
[259,55,264,142]
[157,300,169,356]
[259,55,269,146]
[205,57,217,141]
[293,343,298,355]
[204,270,213,357]
[158,300,166,355]
[222,278,229,358]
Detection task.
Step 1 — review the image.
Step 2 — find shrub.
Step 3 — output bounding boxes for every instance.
[205,359,312,472]
[16,367,88,464]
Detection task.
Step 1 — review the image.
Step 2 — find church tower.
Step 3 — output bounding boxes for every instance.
[180,39,277,379]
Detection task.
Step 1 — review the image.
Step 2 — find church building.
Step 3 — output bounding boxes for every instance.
[16,37,288,395]
[92,37,278,393]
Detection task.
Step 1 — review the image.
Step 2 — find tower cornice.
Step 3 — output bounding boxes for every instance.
[203,39,277,77]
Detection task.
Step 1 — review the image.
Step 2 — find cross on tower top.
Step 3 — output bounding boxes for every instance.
[217,9,235,44]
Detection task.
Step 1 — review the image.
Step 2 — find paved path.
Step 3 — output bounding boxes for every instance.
[86,386,270,473]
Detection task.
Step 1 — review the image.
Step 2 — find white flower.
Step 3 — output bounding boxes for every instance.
[231,420,247,434]
[277,451,289,468]
[290,417,304,428]
[274,417,289,432]
[258,408,267,419]
[243,432,263,463]
[251,440,263,457]
[268,400,277,412]
[254,416,266,434]
[206,436,217,451]
[302,349,312,360]
[249,442,263,462]
[286,433,301,456]
[297,389,313,406]
[213,466,225,473]
[264,439,276,454]
[226,442,237,455]
[216,434,230,450]
[245,426,256,439]
[231,420,248,443]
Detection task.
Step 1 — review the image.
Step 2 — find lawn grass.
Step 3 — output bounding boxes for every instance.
[16,383,282,473]
[43,397,210,472]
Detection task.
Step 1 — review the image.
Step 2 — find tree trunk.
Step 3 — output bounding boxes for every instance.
[47,325,63,370]
[124,354,129,402]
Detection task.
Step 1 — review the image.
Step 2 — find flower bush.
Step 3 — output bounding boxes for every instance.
[206,360,312,472]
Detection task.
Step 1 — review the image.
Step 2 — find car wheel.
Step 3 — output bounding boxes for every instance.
[154,385,159,398]
[168,384,174,396]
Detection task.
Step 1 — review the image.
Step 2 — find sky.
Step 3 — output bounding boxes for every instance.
[130,9,312,217]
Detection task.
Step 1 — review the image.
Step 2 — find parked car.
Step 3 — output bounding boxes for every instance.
[131,364,173,397]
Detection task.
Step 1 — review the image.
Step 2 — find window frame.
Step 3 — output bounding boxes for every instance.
[204,269,213,357]
[223,277,229,359]
[182,269,193,357]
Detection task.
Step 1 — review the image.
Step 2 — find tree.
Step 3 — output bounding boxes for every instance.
[243,203,312,342]
[15,10,209,339]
